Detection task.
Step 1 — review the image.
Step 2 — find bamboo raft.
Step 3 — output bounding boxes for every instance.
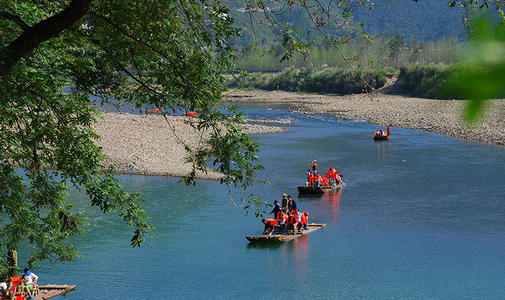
[246,223,327,242]
[36,285,76,300]
[297,184,340,195]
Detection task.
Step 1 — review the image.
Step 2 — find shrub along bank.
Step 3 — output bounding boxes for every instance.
[396,65,455,99]
[227,67,388,95]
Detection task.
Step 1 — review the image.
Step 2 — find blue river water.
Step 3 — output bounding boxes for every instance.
[38,104,505,299]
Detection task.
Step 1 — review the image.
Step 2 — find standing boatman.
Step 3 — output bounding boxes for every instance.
[311,160,318,174]
[281,193,288,212]
[270,200,281,219]
[387,123,391,136]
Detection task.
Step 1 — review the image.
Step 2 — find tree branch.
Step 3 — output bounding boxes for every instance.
[0,11,30,31]
[0,0,92,76]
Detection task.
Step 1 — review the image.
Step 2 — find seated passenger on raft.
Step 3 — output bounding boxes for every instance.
[262,218,278,235]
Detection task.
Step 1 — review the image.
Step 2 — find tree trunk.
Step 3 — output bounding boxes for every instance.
[6,246,17,278]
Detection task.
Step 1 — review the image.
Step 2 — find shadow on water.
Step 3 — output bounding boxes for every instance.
[246,241,283,249]
[297,193,323,200]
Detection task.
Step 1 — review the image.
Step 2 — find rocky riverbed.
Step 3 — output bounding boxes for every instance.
[223,89,505,146]
[93,112,286,179]
[94,90,505,179]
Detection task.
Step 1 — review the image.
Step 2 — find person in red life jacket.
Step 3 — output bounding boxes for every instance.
[387,123,391,136]
[262,218,278,235]
[308,173,315,186]
[276,211,288,233]
[297,212,309,231]
[315,174,322,187]
[270,200,281,219]
[326,168,334,186]
[333,169,343,185]
[276,210,286,221]
[287,195,297,213]
[326,168,333,179]
[320,176,329,187]
[286,212,298,235]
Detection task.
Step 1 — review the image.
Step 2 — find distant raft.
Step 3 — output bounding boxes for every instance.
[297,184,340,196]
[245,223,327,242]
[373,130,390,141]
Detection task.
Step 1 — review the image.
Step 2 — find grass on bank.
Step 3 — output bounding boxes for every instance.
[227,67,388,95]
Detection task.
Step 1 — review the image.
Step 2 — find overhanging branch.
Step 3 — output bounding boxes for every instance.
[0,0,92,76]
[0,11,30,31]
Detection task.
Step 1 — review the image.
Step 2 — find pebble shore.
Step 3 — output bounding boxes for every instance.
[93,112,286,179]
[94,91,504,179]
[223,90,505,146]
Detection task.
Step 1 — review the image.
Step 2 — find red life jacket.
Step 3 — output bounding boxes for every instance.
[326,168,333,178]
[276,211,287,220]
[301,213,308,225]
[265,219,277,226]
[308,174,315,183]
[287,215,297,225]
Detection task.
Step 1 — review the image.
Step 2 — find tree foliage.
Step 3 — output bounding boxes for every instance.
[0,0,263,275]
[1,0,504,276]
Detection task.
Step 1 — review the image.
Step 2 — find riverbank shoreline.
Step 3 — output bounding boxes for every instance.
[93,112,287,179]
[223,89,505,146]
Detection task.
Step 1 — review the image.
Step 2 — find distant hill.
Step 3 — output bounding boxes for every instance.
[226,0,466,46]
[353,0,465,41]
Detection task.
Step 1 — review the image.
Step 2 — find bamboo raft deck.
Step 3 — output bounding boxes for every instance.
[297,185,340,195]
[36,285,76,300]
[246,223,327,242]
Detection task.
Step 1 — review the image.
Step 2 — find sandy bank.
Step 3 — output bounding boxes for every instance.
[223,90,505,146]
[93,112,286,179]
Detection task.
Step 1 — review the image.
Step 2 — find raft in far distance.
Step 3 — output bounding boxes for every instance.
[297,184,341,195]
[245,223,327,242]
[372,129,390,141]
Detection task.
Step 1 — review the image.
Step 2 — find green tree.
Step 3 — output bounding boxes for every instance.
[1,0,504,278]
[0,0,263,276]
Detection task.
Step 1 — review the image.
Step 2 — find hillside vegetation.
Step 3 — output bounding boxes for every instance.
[225,0,466,47]
[227,67,387,94]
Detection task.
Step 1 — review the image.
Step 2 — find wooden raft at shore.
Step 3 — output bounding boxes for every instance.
[36,284,76,300]
[246,223,327,242]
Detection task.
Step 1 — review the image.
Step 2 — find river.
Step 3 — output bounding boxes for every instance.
[39,104,505,299]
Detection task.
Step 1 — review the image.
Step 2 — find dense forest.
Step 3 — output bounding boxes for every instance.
[225,1,497,99]
[225,0,467,48]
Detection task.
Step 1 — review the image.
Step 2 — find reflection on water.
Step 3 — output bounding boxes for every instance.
[292,235,309,281]
[376,139,391,162]
[322,189,342,222]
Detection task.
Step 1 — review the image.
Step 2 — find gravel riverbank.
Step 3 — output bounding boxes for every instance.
[93,112,286,179]
[223,90,505,146]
